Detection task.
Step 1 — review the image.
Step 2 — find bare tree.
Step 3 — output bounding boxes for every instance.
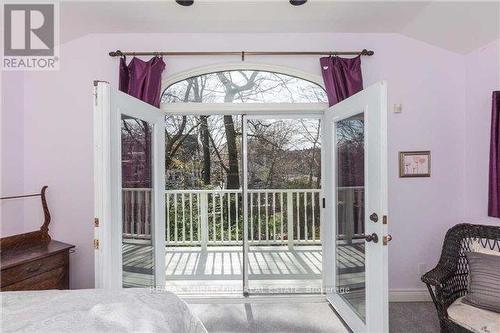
[217,71,259,189]
[199,116,211,185]
[298,119,321,188]
[159,70,327,190]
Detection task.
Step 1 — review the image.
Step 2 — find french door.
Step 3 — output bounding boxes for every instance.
[93,79,389,331]
[322,81,389,332]
[93,82,165,289]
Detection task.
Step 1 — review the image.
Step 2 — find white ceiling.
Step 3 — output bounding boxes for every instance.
[59,1,500,53]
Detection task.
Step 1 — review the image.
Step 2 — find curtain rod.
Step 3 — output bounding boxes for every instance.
[109,49,374,60]
[0,193,41,200]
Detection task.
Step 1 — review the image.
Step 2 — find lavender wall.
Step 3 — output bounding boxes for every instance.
[14,33,468,291]
[1,72,25,237]
[465,39,500,225]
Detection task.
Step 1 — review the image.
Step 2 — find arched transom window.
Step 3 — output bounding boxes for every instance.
[161,70,327,104]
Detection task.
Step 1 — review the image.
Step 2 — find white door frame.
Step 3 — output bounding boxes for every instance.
[94,65,389,331]
[161,102,327,116]
[94,82,166,289]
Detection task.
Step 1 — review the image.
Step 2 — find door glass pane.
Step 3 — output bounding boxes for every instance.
[163,115,243,295]
[121,115,154,288]
[336,113,365,320]
[246,118,322,294]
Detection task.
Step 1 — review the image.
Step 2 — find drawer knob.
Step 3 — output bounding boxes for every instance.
[26,263,42,273]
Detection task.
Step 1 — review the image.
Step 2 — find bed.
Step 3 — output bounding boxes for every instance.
[1,288,207,333]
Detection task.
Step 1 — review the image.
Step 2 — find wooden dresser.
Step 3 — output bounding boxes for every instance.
[1,240,74,291]
[0,186,75,291]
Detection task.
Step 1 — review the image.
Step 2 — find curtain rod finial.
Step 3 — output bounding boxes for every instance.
[109,50,123,57]
[361,49,374,56]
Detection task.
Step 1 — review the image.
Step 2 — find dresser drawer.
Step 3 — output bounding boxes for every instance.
[1,252,67,288]
[2,267,67,291]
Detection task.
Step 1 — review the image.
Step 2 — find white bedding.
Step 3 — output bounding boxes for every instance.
[1,288,207,333]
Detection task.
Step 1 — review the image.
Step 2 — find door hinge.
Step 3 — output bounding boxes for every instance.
[94,217,99,227]
[94,239,99,250]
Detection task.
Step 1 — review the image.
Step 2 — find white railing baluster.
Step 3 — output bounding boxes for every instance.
[235,193,239,243]
[166,193,170,243]
[265,192,269,241]
[287,192,294,250]
[128,191,131,235]
[212,193,216,242]
[219,193,224,243]
[131,190,135,237]
[182,194,186,243]
[174,193,178,243]
[227,192,231,242]
[272,192,276,241]
[197,193,201,243]
[357,188,364,235]
[189,193,193,244]
[296,192,300,242]
[145,191,149,236]
[257,192,261,241]
[139,191,144,235]
[355,189,359,234]
[304,191,308,241]
[345,188,355,243]
[200,192,208,250]
[280,192,284,244]
[122,191,127,234]
[250,193,254,243]
[312,192,315,241]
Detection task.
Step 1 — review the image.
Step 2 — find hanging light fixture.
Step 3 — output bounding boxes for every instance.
[289,0,307,6]
[176,0,194,6]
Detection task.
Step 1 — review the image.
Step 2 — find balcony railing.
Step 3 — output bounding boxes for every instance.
[122,187,364,248]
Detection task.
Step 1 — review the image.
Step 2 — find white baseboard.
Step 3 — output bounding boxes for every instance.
[389,289,431,302]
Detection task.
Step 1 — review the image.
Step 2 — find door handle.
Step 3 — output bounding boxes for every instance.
[369,213,378,223]
[365,233,378,243]
[383,234,393,246]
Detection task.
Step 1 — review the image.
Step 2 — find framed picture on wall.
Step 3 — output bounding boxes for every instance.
[399,151,431,177]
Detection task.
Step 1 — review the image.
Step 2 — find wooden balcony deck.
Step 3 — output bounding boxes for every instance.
[122,241,365,295]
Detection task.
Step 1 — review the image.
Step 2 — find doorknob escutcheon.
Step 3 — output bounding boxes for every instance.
[369,213,378,223]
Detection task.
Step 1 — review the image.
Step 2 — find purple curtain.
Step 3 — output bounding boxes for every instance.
[119,56,165,191]
[119,56,165,107]
[320,55,363,106]
[488,91,500,217]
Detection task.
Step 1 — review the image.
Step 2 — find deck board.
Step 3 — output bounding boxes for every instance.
[122,242,365,295]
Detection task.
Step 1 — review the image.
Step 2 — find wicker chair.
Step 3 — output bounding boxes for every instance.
[421,223,500,333]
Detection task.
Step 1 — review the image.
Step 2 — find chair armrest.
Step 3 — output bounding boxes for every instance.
[421,265,455,286]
